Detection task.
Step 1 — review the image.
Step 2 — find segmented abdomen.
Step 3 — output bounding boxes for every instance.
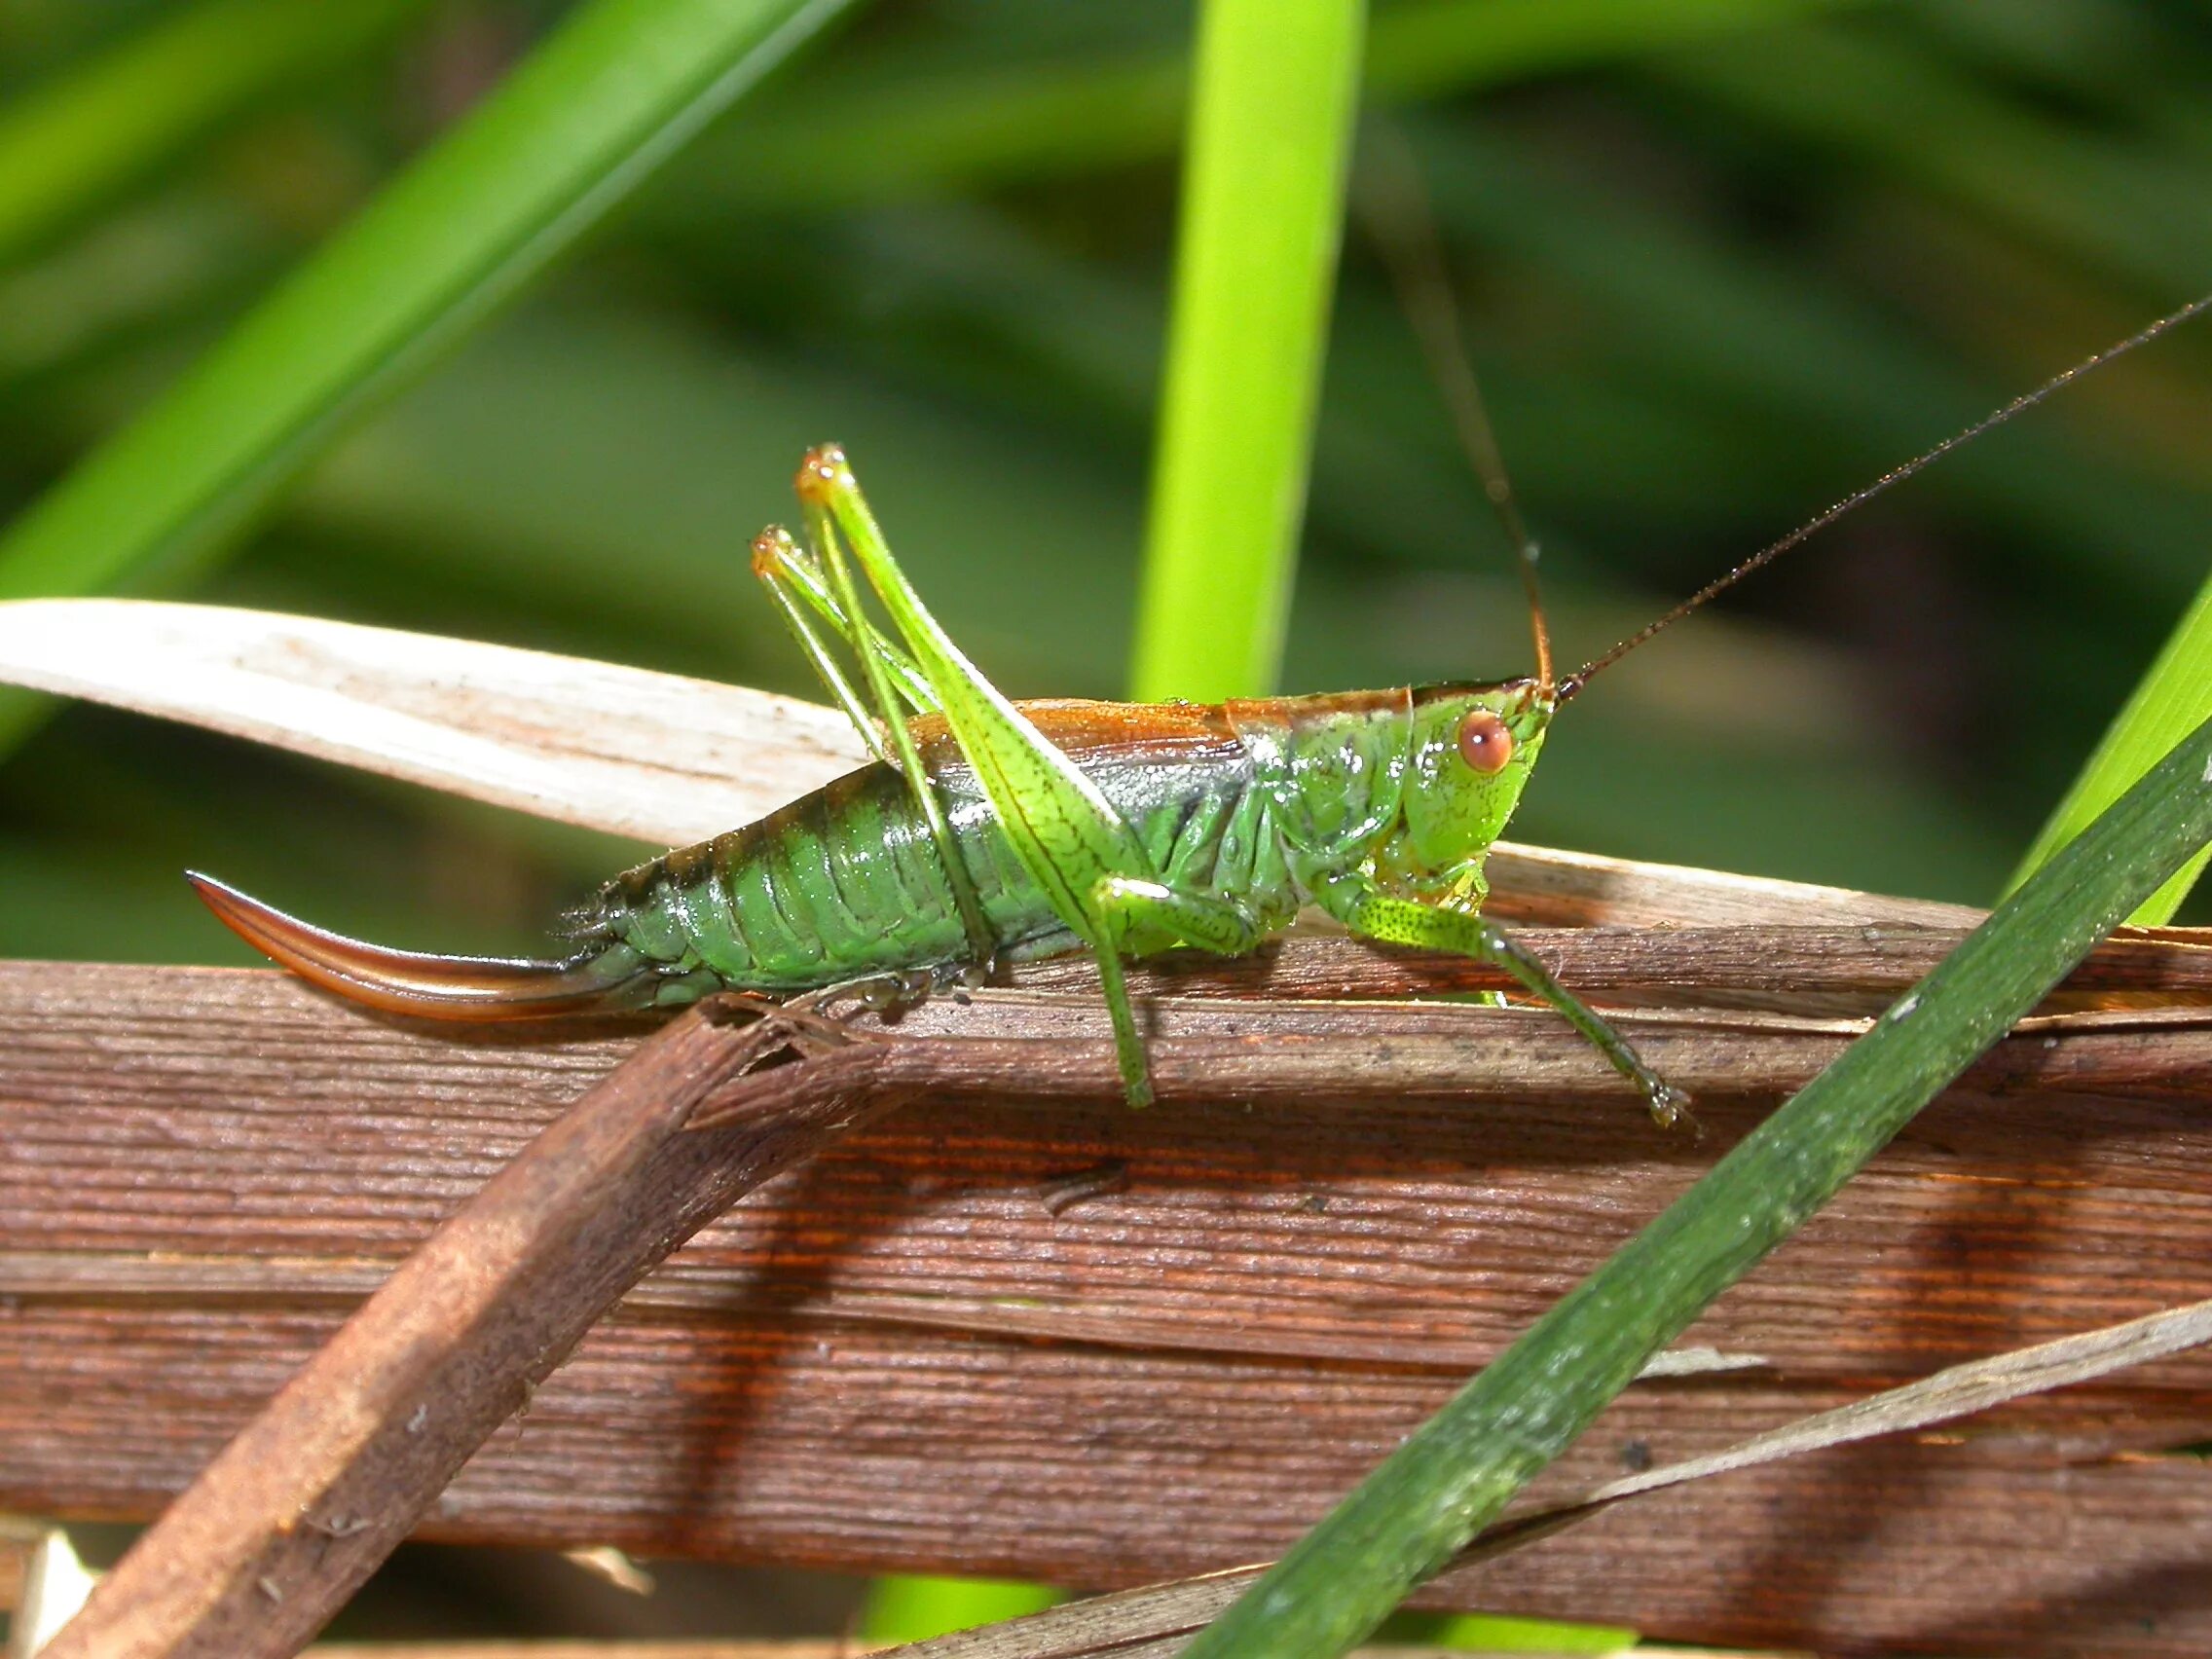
[571,760,1058,1004]
[571,735,1280,1007]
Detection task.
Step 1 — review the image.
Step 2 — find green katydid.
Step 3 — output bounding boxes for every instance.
[191,295,2212,1123]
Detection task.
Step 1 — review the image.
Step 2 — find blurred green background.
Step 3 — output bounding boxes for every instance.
[3,0,2210,1645]
[3,0,2210,971]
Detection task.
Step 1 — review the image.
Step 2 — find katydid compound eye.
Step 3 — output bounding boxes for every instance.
[1456,711,1514,774]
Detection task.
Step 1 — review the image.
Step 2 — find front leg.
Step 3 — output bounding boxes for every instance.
[1309,868,1691,1128]
[1094,876,1267,958]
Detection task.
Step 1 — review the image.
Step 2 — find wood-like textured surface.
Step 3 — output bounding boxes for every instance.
[5,955,2212,1655]
[22,983,917,1659]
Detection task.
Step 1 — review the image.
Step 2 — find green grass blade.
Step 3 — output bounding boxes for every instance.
[0,0,431,271]
[1382,1609,1634,1652]
[859,1575,1060,1643]
[1187,713,2212,1658]
[0,0,855,748]
[1128,0,1367,702]
[2007,571,2212,922]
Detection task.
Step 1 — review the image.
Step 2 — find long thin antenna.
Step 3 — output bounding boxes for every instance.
[1562,290,2212,699]
[1357,125,1553,693]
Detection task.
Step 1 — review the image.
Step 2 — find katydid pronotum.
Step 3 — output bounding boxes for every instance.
[194,293,2212,1124]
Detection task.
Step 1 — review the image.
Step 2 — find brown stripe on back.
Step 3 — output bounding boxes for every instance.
[905,699,1244,772]
[1227,688,1412,724]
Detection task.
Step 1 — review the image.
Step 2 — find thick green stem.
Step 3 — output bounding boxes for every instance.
[1129,0,1367,702]
[2009,568,2212,923]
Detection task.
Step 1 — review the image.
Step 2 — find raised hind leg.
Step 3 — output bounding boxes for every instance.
[750,526,936,744]
[795,444,1172,1106]
[749,514,999,980]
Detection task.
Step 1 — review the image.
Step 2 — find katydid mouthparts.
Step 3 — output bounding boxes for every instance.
[193,293,2212,1121]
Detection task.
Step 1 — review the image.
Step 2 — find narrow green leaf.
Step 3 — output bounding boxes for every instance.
[860,1575,1060,1643]
[0,0,431,271]
[0,0,856,746]
[1382,1609,1634,1652]
[2008,570,2212,922]
[1128,0,1366,702]
[1188,712,2212,1658]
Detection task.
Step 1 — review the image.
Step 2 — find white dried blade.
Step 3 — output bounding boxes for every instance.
[0,598,1970,928]
[1555,1293,2212,1519]
[0,598,866,844]
[9,1526,96,1658]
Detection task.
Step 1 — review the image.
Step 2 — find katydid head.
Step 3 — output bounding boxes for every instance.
[1382,679,1558,900]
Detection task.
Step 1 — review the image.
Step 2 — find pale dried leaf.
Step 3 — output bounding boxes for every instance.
[1555,1293,2212,1519]
[0,598,863,843]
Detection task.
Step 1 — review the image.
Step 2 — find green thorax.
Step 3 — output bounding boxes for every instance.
[1226,679,1554,909]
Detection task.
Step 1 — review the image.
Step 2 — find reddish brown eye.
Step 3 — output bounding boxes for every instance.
[1456,711,1514,775]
